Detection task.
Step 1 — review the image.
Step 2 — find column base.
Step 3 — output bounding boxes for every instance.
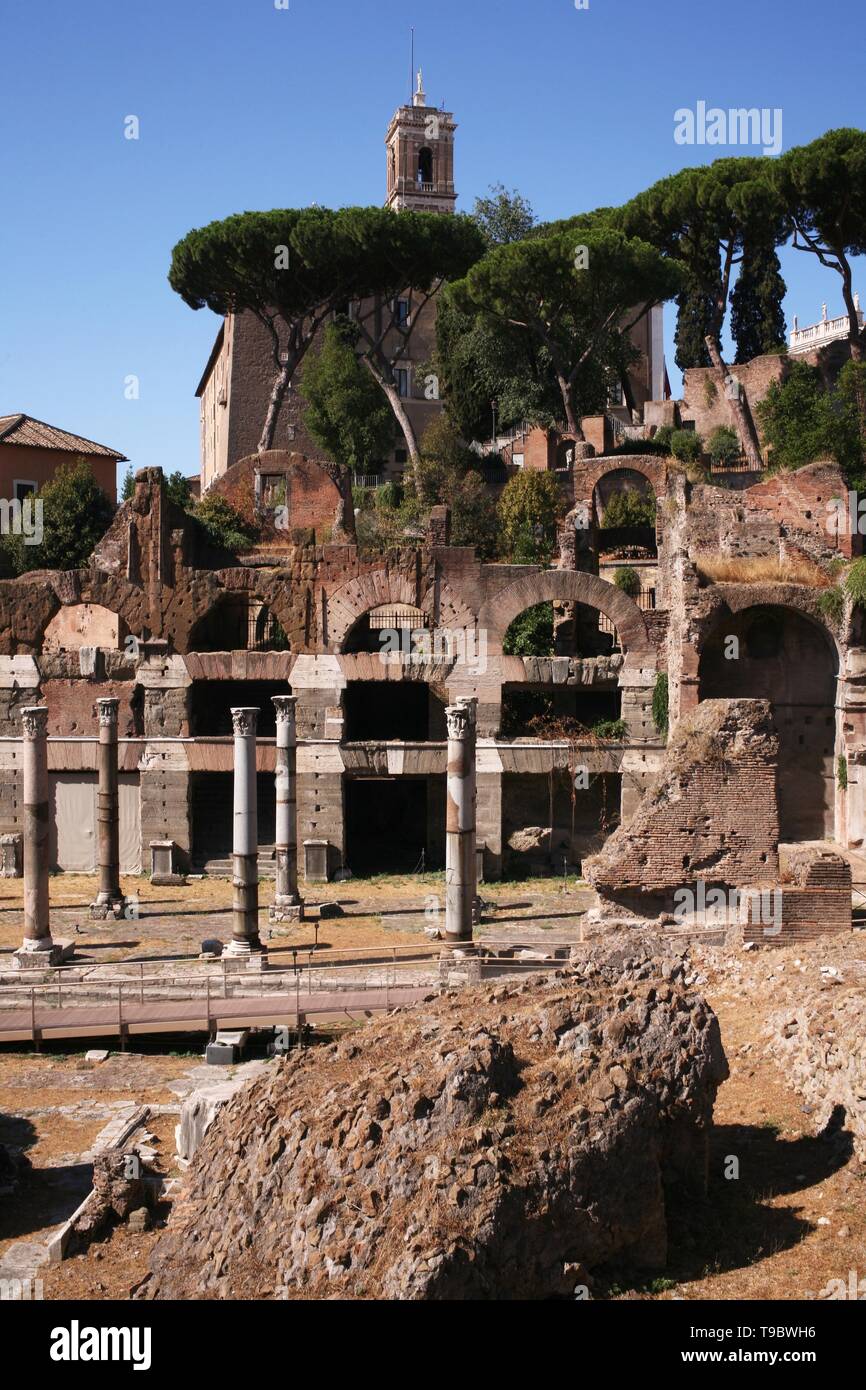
[13,939,73,969]
[223,938,266,963]
[442,937,478,956]
[269,898,304,925]
[89,894,128,922]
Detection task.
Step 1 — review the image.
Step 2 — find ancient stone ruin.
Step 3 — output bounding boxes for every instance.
[0,449,859,950]
[138,940,728,1300]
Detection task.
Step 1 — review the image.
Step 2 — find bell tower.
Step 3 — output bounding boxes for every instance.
[385,69,457,214]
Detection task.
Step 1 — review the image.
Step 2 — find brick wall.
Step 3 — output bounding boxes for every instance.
[585,698,781,904]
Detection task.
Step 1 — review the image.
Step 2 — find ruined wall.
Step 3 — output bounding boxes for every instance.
[206,449,354,544]
[585,699,781,910]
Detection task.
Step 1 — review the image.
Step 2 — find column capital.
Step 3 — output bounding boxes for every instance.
[272,695,298,725]
[231,707,259,737]
[446,702,475,741]
[21,706,48,740]
[94,696,120,728]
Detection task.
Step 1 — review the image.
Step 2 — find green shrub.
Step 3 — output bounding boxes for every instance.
[670,429,703,463]
[706,426,741,467]
[194,494,257,554]
[652,424,674,451]
[652,672,669,736]
[601,491,656,529]
[1,458,115,575]
[591,718,628,740]
[607,438,671,457]
[503,602,554,656]
[818,587,845,624]
[497,470,563,564]
[845,558,866,611]
[838,754,848,791]
[613,565,641,597]
[376,481,403,510]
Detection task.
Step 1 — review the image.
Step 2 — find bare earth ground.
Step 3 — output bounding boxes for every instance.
[0,873,864,1301]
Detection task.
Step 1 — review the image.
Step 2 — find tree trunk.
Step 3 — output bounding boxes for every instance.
[258,359,293,455]
[841,270,864,363]
[703,335,763,470]
[557,376,584,441]
[363,359,422,484]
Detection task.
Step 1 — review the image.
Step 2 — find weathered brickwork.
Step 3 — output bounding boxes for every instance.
[585,699,781,906]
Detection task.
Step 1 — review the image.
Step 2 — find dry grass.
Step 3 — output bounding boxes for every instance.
[694,553,831,588]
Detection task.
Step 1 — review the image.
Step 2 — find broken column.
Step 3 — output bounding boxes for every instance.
[90,697,127,920]
[225,707,262,957]
[270,695,303,923]
[444,697,478,949]
[14,706,62,967]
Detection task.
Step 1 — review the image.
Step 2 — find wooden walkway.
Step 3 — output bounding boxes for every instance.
[0,985,431,1045]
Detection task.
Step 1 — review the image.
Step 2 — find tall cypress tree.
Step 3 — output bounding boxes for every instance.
[673,232,719,371]
[730,241,787,363]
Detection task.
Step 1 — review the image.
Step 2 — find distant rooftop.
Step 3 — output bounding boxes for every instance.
[0,413,127,460]
[789,296,864,355]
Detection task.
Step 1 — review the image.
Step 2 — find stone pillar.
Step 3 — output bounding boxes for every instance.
[225,707,262,957]
[14,707,62,966]
[90,697,127,920]
[444,697,478,948]
[270,695,303,923]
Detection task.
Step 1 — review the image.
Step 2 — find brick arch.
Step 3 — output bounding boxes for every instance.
[327,571,476,652]
[699,585,842,665]
[477,570,653,661]
[575,455,669,502]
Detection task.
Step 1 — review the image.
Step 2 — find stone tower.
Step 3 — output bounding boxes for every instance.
[385,69,457,214]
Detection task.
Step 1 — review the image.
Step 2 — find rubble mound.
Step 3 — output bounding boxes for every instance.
[139,941,728,1300]
[764,957,866,1161]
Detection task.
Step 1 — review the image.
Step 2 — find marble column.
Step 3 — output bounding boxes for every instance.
[90,697,127,920]
[225,707,262,956]
[15,707,61,966]
[270,695,303,923]
[444,696,478,947]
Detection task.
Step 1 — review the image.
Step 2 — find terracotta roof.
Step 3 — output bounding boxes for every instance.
[0,414,127,460]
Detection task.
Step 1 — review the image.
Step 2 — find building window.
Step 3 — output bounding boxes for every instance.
[417,147,434,186]
[394,298,410,327]
[394,448,408,467]
[512,453,525,469]
[13,480,37,503]
[606,381,624,407]
[261,474,285,508]
[395,368,410,398]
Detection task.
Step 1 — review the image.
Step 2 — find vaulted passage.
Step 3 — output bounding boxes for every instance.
[190,772,276,868]
[344,776,444,875]
[343,681,447,742]
[698,606,838,840]
[190,682,285,737]
[500,686,621,738]
[502,771,621,877]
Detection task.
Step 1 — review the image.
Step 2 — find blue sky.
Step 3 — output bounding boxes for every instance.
[2,0,865,482]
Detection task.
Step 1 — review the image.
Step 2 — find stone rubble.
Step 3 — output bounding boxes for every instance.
[139,937,728,1300]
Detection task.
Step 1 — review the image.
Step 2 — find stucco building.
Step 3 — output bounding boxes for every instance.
[0,414,125,505]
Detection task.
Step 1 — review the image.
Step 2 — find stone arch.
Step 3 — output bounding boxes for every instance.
[478,570,653,662]
[592,466,659,526]
[328,571,477,653]
[575,455,669,506]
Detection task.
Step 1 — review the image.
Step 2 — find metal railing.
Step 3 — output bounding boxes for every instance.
[598,587,656,635]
